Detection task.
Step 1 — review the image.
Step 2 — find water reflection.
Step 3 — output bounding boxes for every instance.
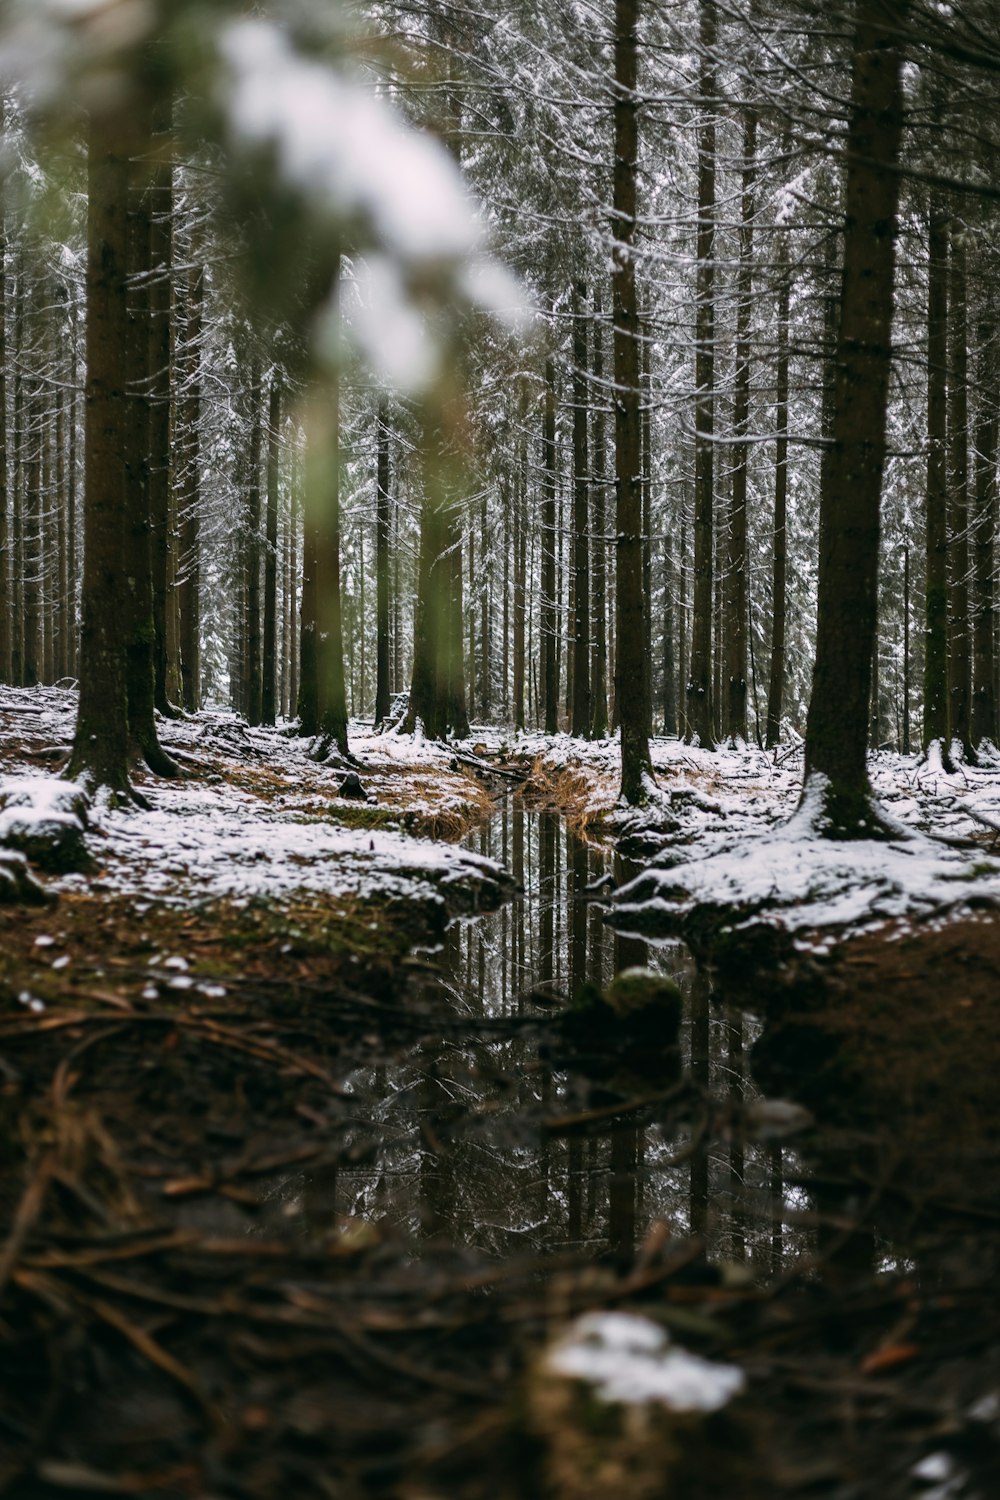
[290,804,807,1276]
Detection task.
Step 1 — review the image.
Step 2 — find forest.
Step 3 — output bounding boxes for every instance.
[2,0,1000,1496]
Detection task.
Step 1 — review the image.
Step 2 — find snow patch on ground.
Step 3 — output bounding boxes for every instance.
[0,689,509,913]
[546,1312,745,1412]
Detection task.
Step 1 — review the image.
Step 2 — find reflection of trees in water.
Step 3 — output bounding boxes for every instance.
[287,804,809,1274]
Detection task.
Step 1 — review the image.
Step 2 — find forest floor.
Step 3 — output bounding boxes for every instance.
[1,687,1000,1498]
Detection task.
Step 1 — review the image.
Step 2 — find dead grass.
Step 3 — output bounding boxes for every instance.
[521,755,617,839]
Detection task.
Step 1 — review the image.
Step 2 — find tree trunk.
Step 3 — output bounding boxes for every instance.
[297,464,320,736]
[374,394,392,724]
[765,226,790,749]
[590,292,609,739]
[613,0,652,801]
[726,103,756,746]
[971,317,998,749]
[802,0,908,835]
[541,350,559,735]
[67,109,133,798]
[902,542,911,753]
[148,94,176,716]
[923,203,950,757]
[124,132,178,777]
[513,436,527,731]
[177,254,202,712]
[261,376,281,725]
[0,197,8,683]
[22,276,40,689]
[947,218,974,760]
[480,492,490,718]
[244,362,264,726]
[571,281,591,737]
[687,0,717,749]
[316,300,349,757]
[662,531,677,735]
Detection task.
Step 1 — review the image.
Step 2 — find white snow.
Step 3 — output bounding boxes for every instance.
[220,20,480,266]
[546,1312,745,1413]
[0,689,509,915]
[518,729,1000,941]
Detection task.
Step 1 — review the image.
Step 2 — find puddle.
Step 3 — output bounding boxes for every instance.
[274,803,811,1273]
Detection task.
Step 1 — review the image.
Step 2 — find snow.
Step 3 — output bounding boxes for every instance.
[220,20,480,266]
[67,775,502,910]
[516,729,1000,941]
[0,688,510,918]
[546,1312,745,1413]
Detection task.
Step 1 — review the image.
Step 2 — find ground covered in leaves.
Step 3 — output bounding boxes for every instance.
[1,690,1000,1498]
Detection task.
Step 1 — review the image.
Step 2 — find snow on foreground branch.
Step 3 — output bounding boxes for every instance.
[1,3,529,393]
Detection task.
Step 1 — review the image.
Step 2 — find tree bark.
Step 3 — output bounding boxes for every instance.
[513,435,527,731]
[947,218,974,759]
[571,281,592,737]
[177,254,202,712]
[687,0,717,749]
[67,110,133,798]
[374,394,392,724]
[613,0,652,801]
[123,129,179,777]
[261,376,281,724]
[766,209,791,748]
[923,203,950,756]
[148,94,176,715]
[0,191,8,683]
[971,316,998,749]
[726,103,756,746]
[802,0,908,834]
[541,350,559,735]
[244,361,264,726]
[316,294,349,757]
[590,292,609,739]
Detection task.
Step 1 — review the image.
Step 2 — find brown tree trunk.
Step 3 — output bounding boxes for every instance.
[177,253,202,712]
[971,316,998,749]
[765,229,790,749]
[947,218,974,760]
[244,360,264,726]
[261,376,281,725]
[571,281,591,737]
[11,264,24,686]
[802,0,908,834]
[67,109,133,798]
[590,291,609,739]
[687,0,717,749]
[148,94,176,716]
[0,197,8,683]
[374,395,392,724]
[726,103,756,746]
[541,350,558,735]
[662,532,677,735]
[480,492,490,718]
[613,0,652,801]
[316,279,349,757]
[923,203,950,756]
[297,470,320,736]
[22,274,41,689]
[124,133,179,777]
[513,436,527,731]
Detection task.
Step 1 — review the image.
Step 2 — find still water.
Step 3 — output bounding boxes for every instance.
[282,803,809,1277]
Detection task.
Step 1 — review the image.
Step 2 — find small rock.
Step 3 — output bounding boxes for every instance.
[338,773,369,801]
[0,850,54,906]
